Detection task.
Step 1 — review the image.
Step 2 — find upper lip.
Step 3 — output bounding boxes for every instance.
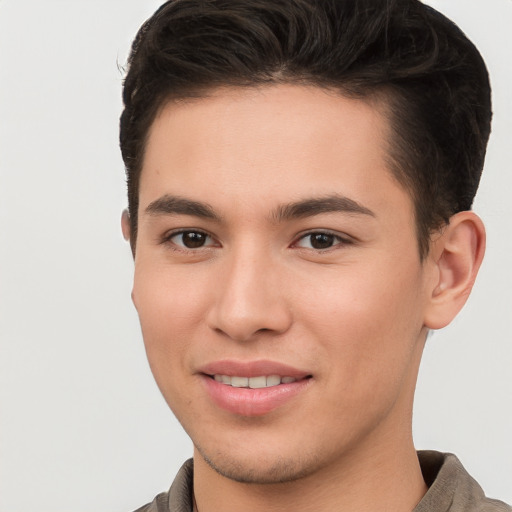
[198,359,311,379]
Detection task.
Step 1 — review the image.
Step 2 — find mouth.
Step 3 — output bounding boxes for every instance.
[209,374,306,388]
[199,361,313,416]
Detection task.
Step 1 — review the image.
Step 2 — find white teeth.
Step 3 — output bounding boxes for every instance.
[212,375,298,388]
[248,376,267,389]
[231,376,249,388]
[266,375,281,387]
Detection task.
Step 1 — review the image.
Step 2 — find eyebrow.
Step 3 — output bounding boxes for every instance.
[144,193,375,223]
[272,195,375,221]
[145,195,220,221]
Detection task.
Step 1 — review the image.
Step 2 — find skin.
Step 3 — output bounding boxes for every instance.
[123,85,485,512]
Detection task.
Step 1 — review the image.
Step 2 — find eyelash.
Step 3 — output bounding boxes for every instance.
[160,229,218,251]
[292,230,354,251]
[160,229,354,253]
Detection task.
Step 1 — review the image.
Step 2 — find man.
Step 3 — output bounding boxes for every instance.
[119,0,510,510]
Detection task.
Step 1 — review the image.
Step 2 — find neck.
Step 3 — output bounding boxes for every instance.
[193,434,427,512]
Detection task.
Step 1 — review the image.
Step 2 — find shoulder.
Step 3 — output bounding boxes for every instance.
[132,491,172,512]
[416,451,511,512]
[131,459,194,512]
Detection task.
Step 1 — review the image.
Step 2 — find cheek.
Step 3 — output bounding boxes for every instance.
[132,263,209,374]
[131,265,214,417]
[134,258,208,321]
[296,259,426,380]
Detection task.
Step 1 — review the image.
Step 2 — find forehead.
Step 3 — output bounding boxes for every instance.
[140,84,410,221]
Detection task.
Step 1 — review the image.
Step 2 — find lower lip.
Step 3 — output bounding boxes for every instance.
[202,375,311,416]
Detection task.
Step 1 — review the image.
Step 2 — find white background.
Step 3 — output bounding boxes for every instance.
[0,1,510,510]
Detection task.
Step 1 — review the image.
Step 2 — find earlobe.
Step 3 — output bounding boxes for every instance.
[423,211,486,330]
[121,209,131,241]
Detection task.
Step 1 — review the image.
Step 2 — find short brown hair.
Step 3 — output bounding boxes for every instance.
[120,0,492,257]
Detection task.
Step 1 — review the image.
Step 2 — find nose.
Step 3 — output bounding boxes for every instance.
[206,248,293,342]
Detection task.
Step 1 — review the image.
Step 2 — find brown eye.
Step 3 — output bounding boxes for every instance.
[295,231,349,250]
[169,231,213,249]
[309,233,335,249]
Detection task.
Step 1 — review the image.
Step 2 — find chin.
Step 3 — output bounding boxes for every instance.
[195,442,321,484]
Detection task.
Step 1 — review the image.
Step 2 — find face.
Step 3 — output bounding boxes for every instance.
[131,85,435,483]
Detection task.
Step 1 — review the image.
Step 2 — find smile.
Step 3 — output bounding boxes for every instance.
[199,360,313,416]
[212,375,298,388]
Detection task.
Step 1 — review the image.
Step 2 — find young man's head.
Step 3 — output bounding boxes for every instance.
[119,0,490,496]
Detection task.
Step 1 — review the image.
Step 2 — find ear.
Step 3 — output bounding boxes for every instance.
[423,211,486,330]
[121,209,131,241]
